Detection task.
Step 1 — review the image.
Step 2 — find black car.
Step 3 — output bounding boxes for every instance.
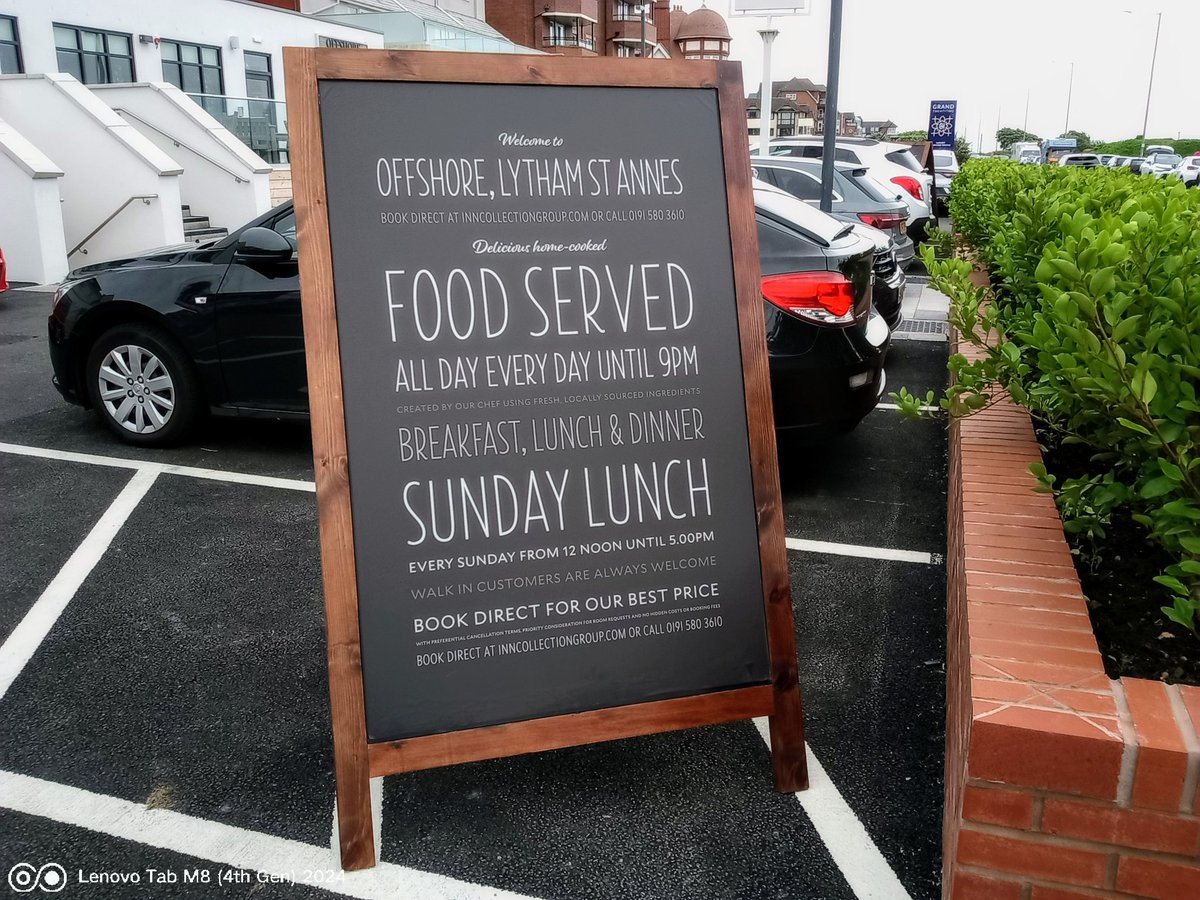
[752,184,889,437]
[50,197,885,445]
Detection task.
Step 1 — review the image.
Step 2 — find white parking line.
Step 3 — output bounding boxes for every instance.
[874,402,940,413]
[0,770,535,900]
[0,441,315,492]
[0,468,158,702]
[785,537,936,565]
[753,721,913,900]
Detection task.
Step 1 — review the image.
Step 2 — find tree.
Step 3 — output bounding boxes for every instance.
[1059,129,1094,150]
[895,129,928,141]
[954,136,972,165]
[996,127,1040,150]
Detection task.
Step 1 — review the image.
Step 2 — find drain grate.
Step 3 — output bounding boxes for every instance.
[892,319,947,341]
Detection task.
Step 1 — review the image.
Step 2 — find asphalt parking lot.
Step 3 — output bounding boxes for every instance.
[0,281,948,899]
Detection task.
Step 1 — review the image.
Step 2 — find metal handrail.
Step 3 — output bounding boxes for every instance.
[184,91,286,109]
[113,107,247,184]
[69,195,158,257]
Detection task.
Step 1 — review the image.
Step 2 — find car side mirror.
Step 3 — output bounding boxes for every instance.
[235,226,293,261]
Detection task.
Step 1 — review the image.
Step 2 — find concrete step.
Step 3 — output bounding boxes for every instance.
[183,215,210,229]
[184,227,228,242]
[181,204,191,217]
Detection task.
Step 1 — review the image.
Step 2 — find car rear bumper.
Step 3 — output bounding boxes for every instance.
[768,314,890,436]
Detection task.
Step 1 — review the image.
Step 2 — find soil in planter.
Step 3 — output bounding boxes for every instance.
[1037,425,1200,686]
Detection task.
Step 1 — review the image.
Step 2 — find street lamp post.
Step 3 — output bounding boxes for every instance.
[1064,61,1074,134]
[1139,11,1163,157]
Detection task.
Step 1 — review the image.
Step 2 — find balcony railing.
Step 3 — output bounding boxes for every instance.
[187,93,288,165]
[544,34,596,50]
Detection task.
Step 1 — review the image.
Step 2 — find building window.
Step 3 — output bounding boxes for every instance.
[54,24,134,84]
[161,40,223,96]
[777,109,796,138]
[614,2,639,21]
[615,42,637,57]
[245,51,273,100]
[0,16,22,74]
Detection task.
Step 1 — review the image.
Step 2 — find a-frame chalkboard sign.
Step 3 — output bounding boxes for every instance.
[284,47,807,870]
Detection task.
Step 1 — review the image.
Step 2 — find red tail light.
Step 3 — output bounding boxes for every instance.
[890,175,923,200]
[857,212,904,230]
[761,272,857,326]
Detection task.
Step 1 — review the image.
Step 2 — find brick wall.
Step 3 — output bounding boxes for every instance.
[945,335,1200,899]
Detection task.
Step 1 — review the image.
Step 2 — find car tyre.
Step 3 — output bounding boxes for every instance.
[85,323,202,446]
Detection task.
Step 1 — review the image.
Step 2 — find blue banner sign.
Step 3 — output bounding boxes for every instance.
[928,100,957,150]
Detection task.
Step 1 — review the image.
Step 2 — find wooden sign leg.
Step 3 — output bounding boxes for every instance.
[766,585,808,793]
[332,734,375,869]
[769,678,808,793]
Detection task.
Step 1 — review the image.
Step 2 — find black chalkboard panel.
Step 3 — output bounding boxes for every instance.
[318,79,770,742]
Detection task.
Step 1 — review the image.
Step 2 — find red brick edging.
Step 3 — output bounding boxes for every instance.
[944,339,1200,899]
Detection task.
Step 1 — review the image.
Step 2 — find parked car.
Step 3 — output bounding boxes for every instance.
[752,182,890,437]
[50,197,888,444]
[1127,157,1146,173]
[0,245,8,293]
[932,149,959,216]
[1107,156,1130,168]
[1173,156,1200,186]
[848,222,905,331]
[749,155,914,270]
[1097,154,1116,166]
[1058,153,1101,167]
[1140,151,1183,176]
[767,136,933,241]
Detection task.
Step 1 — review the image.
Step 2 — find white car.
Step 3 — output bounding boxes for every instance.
[1057,153,1101,167]
[1173,155,1200,186]
[767,136,934,237]
[932,149,959,215]
[1139,151,1183,176]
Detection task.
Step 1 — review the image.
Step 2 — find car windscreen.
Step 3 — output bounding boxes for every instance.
[1157,154,1182,166]
[753,183,853,246]
[933,150,957,169]
[885,148,923,172]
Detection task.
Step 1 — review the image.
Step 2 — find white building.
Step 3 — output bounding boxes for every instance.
[0,0,526,282]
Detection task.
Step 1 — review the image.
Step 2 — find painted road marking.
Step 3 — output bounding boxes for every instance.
[874,402,941,413]
[753,721,914,900]
[0,468,158,702]
[0,440,930,896]
[0,770,534,900]
[0,441,315,493]
[785,537,938,565]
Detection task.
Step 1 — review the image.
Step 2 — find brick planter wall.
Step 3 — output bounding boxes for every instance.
[944,339,1200,899]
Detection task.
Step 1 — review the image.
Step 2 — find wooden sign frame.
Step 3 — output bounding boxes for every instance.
[284,47,807,871]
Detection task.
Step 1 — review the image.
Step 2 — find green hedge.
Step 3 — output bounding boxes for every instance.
[1094,138,1200,158]
[915,159,1200,629]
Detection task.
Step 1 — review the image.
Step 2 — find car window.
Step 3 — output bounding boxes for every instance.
[885,149,922,172]
[750,165,777,185]
[771,168,823,201]
[933,150,956,168]
[272,211,298,256]
[1157,154,1182,166]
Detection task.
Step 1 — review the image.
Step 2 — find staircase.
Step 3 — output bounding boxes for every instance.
[182,205,228,243]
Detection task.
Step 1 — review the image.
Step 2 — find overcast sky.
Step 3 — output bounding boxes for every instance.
[692,0,1192,150]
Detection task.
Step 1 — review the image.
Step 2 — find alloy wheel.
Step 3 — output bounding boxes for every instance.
[97,344,176,434]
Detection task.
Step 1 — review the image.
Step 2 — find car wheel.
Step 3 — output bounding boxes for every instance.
[85,323,202,446]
